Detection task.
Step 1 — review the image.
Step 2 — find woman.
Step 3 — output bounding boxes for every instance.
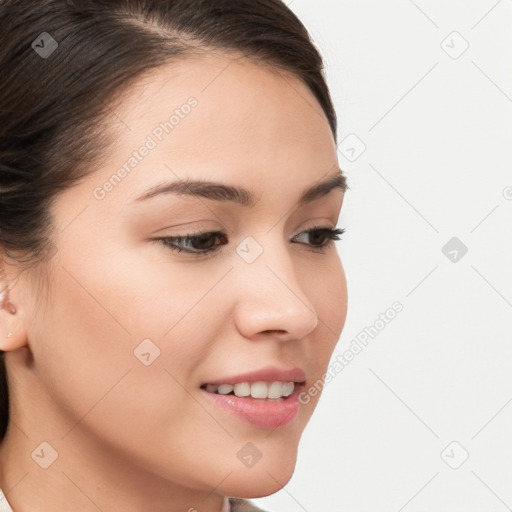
[0,0,348,510]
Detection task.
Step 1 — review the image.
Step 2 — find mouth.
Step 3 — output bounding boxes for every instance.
[199,380,306,401]
[199,379,306,429]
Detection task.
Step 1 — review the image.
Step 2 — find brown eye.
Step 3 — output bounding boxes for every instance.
[292,227,345,251]
[155,227,345,257]
[156,231,228,254]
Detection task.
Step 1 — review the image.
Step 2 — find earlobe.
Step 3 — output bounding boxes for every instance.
[0,283,27,352]
[0,313,27,352]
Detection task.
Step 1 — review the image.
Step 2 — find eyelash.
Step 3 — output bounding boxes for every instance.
[154,226,346,257]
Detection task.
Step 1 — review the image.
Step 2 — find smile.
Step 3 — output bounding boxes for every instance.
[200,381,296,400]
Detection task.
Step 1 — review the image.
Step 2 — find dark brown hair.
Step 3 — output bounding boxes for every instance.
[0,0,337,441]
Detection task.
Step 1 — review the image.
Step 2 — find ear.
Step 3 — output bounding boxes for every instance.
[0,257,29,352]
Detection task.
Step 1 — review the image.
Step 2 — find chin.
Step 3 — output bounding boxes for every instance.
[221,451,298,499]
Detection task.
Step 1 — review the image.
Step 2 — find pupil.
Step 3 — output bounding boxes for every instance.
[310,231,325,245]
[196,234,215,250]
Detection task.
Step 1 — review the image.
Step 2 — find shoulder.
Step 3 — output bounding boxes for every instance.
[229,497,269,512]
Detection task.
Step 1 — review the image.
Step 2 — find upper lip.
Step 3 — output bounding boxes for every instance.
[201,366,306,386]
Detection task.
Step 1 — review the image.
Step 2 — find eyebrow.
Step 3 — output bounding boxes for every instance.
[134,170,348,207]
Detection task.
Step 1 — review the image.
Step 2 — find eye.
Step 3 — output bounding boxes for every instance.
[291,226,345,253]
[155,230,228,256]
[154,226,346,256]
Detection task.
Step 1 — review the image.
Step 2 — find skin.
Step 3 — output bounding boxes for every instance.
[0,52,348,511]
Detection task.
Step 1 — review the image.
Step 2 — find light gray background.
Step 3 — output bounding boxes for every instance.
[253,1,512,511]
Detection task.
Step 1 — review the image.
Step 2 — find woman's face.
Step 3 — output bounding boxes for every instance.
[8,53,347,501]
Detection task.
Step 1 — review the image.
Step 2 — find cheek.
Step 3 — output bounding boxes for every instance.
[32,235,236,403]
[293,255,347,418]
[311,254,347,353]
[27,252,235,484]
[48,234,214,354]
[29,243,206,431]
[327,257,348,341]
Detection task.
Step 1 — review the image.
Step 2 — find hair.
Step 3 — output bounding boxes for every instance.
[0,0,338,441]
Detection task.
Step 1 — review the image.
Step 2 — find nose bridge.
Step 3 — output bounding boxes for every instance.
[232,232,318,339]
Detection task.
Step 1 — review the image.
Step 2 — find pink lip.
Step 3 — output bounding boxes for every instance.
[201,365,306,386]
[200,384,303,429]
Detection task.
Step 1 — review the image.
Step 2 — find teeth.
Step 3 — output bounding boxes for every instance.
[217,384,234,395]
[205,381,296,399]
[250,382,268,399]
[268,381,283,399]
[206,383,219,393]
[233,382,251,397]
[281,382,294,397]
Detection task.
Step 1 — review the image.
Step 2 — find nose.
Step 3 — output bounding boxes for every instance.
[232,241,319,342]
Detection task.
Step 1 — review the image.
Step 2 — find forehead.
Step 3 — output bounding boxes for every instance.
[110,52,333,147]
[88,52,339,208]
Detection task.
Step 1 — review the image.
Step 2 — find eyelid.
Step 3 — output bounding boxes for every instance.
[154,224,345,257]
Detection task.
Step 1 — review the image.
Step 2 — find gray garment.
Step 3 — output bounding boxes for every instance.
[229,497,268,511]
[0,488,268,511]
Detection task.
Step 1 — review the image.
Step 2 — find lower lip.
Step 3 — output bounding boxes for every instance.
[200,386,303,429]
